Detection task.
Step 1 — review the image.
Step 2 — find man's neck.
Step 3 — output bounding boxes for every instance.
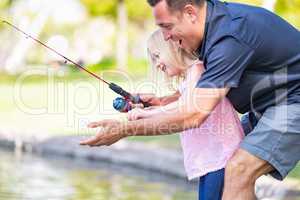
[193,1,208,56]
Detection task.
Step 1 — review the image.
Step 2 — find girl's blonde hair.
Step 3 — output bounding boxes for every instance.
[147,29,198,90]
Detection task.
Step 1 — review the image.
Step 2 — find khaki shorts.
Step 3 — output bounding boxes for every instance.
[240,103,300,180]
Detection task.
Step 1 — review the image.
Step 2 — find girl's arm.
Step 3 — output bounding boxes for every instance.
[127,94,182,120]
[137,91,181,106]
[158,91,181,105]
[128,62,204,121]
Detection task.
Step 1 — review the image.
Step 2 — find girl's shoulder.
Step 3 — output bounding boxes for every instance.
[191,60,205,72]
[185,60,204,82]
[179,60,204,94]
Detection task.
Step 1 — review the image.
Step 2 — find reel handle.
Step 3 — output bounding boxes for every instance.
[113,95,151,113]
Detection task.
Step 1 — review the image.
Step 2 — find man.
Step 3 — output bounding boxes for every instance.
[80,0,300,199]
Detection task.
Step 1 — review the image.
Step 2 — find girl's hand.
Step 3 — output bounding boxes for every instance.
[132,93,162,106]
[139,94,162,106]
[127,108,149,121]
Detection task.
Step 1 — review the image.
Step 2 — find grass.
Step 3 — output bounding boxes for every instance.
[0,56,149,84]
[0,71,299,181]
[0,70,180,149]
[0,78,125,135]
[288,163,300,180]
[86,56,149,78]
[0,70,158,136]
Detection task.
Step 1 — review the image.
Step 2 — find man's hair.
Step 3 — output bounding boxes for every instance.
[147,0,205,11]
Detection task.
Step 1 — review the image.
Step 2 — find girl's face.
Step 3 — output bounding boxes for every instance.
[150,50,183,77]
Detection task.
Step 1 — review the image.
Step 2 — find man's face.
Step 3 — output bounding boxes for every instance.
[153,0,201,54]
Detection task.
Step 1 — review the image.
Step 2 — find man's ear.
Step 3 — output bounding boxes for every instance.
[183,4,198,23]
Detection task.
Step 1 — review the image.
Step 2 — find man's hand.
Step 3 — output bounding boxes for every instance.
[137,93,162,106]
[80,88,229,146]
[80,119,126,146]
[127,107,149,121]
[133,92,181,107]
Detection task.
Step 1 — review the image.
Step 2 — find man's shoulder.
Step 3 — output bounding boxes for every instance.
[216,0,270,17]
[207,0,291,52]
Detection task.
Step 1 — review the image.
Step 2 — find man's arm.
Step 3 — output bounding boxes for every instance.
[138,91,181,106]
[80,87,229,146]
[127,97,181,121]
[159,91,181,105]
[128,63,204,120]
[124,87,229,136]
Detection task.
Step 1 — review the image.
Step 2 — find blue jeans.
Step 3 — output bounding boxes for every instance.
[240,111,260,135]
[198,168,225,200]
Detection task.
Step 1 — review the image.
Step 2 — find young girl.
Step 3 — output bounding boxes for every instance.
[128,30,244,200]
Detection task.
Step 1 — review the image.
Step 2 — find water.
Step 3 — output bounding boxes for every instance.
[0,150,197,200]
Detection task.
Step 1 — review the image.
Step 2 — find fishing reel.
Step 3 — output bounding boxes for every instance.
[113,97,134,112]
[113,95,146,113]
[109,83,151,113]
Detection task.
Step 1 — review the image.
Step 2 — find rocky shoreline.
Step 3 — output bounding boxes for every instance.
[0,133,299,200]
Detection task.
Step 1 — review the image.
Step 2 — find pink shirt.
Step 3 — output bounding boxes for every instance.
[179,64,244,180]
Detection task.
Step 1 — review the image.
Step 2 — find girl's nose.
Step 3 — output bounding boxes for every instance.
[156,62,162,70]
[162,30,172,41]
[157,62,166,72]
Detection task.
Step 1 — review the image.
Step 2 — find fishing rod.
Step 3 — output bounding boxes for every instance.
[2,20,151,112]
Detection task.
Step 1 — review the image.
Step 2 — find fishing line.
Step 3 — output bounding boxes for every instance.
[2,20,151,111]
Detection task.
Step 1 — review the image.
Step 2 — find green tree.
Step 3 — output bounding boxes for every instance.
[0,0,13,29]
[80,0,151,22]
[275,0,300,29]
[0,0,12,10]
[228,0,263,6]
[229,0,300,29]
[80,0,151,71]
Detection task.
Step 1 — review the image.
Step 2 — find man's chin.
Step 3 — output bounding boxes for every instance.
[181,45,192,53]
[179,44,188,52]
[182,47,193,54]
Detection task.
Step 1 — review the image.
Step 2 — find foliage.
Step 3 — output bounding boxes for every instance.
[227,0,262,6]
[127,56,148,76]
[275,0,300,29]
[288,162,300,179]
[86,56,149,77]
[80,0,152,22]
[0,0,11,10]
[0,0,12,29]
[228,0,300,29]
[87,57,116,71]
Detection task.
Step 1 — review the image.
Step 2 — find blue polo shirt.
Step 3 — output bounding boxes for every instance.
[196,0,300,113]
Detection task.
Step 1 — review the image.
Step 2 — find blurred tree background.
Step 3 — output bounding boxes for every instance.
[276,0,300,28]
[0,0,12,9]
[80,0,151,21]
[231,0,300,28]
[0,0,300,77]
[80,0,152,72]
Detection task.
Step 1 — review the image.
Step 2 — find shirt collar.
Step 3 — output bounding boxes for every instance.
[195,0,214,60]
